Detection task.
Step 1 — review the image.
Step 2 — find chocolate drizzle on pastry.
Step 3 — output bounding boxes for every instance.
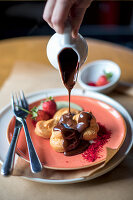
[53,112,92,156]
[77,112,92,133]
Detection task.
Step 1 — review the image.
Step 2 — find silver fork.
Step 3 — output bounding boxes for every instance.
[11,91,42,173]
[1,117,22,176]
[1,91,29,176]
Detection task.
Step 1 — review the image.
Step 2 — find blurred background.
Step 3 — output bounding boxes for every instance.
[0,1,133,49]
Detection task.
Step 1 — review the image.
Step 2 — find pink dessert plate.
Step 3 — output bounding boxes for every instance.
[7,94,126,170]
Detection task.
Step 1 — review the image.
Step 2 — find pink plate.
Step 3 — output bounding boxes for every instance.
[7,96,126,170]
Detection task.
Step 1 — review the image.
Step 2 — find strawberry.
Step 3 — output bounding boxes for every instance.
[36,110,50,122]
[42,97,57,116]
[96,71,113,86]
[87,82,96,86]
[17,105,51,122]
[30,107,51,122]
[96,75,109,86]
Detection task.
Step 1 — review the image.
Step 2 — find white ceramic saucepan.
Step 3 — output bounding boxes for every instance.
[47,22,88,69]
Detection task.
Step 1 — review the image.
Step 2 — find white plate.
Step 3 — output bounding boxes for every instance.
[0,88,133,184]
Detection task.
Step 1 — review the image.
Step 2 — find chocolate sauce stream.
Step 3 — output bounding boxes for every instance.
[69,90,70,114]
[57,48,92,156]
[58,48,79,113]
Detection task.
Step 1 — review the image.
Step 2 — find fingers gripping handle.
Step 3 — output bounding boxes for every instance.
[63,21,72,45]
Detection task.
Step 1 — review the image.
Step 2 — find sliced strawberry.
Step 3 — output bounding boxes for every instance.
[87,82,96,86]
[42,97,57,116]
[96,75,109,86]
[36,110,50,122]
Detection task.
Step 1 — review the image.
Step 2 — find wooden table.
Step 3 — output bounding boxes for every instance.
[0,36,133,87]
[0,36,133,200]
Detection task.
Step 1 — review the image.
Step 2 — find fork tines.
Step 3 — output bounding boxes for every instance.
[12,91,28,111]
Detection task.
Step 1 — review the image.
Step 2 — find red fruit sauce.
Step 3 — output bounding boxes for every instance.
[87,82,96,86]
[82,123,111,162]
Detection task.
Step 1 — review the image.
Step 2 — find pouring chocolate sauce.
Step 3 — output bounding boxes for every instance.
[56,48,91,156]
[58,48,79,113]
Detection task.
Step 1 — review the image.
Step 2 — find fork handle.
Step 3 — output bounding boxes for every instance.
[21,119,42,173]
[1,126,21,176]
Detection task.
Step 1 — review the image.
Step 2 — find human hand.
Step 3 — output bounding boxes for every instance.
[43,0,92,38]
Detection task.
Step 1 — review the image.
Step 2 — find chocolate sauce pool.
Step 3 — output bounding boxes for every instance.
[57,48,91,156]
